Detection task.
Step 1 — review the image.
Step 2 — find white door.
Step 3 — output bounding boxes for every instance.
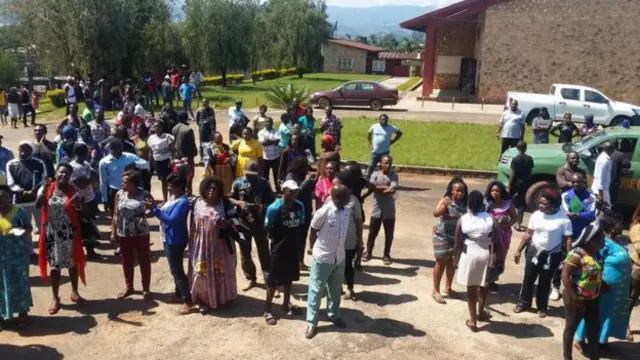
[556,87,585,121]
[583,89,612,125]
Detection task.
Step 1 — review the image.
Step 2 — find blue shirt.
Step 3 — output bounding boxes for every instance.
[368,123,398,154]
[179,83,196,101]
[278,123,292,148]
[152,195,190,246]
[98,152,139,202]
[562,188,597,238]
[0,146,14,172]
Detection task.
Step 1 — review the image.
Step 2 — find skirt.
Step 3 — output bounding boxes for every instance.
[154,158,172,180]
[433,221,456,258]
[267,239,300,287]
[7,103,19,118]
[456,240,490,287]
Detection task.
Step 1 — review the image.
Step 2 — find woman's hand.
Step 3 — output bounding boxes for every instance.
[144,195,155,210]
[514,251,522,265]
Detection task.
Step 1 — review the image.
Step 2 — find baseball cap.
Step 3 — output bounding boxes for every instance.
[244,161,259,175]
[282,180,300,191]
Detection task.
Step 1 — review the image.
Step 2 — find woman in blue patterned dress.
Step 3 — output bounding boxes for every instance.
[0,185,33,329]
[574,214,632,353]
[432,177,468,304]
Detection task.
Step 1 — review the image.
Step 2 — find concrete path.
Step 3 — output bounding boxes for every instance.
[378,77,411,89]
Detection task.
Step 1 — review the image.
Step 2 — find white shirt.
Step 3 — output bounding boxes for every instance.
[310,202,351,264]
[147,133,175,161]
[228,106,246,127]
[500,109,525,139]
[257,128,281,161]
[591,151,612,193]
[528,210,572,251]
[134,104,146,117]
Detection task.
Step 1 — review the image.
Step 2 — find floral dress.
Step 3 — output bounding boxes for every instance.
[45,192,75,269]
[433,201,466,258]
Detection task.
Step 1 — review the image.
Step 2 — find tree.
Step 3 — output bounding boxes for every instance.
[0,52,19,86]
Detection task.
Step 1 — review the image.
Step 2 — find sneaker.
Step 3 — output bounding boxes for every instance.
[549,287,561,302]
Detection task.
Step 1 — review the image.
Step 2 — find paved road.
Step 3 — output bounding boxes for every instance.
[378,77,411,90]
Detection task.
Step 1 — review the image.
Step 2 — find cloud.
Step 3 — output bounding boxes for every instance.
[325,0,459,7]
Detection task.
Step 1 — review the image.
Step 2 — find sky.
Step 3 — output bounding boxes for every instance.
[325,0,459,7]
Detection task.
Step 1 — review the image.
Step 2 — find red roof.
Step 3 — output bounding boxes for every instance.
[327,39,384,52]
[378,51,422,60]
[401,0,507,31]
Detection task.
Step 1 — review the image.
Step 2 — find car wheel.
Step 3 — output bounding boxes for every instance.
[317,97,331,110]
[609,116,630,127]
[369,98,383,111]
[525,181,555,212]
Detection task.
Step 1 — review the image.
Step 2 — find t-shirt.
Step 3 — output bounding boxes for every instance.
[510,153,534,184]
[370,170,398,219]
[368,123,399,154]
[528,210,572,251]
[565,247,602,300]
[69,159,95,203]
[0,91,6,106]
[553,122,579,143]
[500,109,525,139]
[147,133,174,161]
[115,189,150,237]
[278,123,292,148]
[531,116,553,144]
[179,83,196,101]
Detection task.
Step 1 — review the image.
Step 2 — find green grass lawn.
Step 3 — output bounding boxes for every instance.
[331,117,500,171]
[397,76,422,92]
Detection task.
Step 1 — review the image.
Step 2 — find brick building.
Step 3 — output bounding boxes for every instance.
[401,0,640,103]
[321,39,383,74]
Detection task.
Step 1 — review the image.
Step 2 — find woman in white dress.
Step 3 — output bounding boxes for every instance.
[454,190,499,331]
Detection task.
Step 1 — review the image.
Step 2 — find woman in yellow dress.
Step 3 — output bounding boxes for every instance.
[231,127,263,179]
[204,132,236,194]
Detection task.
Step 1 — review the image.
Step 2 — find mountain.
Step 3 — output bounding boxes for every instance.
[326,5,433,37]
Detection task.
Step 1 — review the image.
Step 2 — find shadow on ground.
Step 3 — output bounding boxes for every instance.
[8,314,98,337]
[0,344,63,360]
[355,290,418,307]
[76,297,159,327]
[481,320,554,338]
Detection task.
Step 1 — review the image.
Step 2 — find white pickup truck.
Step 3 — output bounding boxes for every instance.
[506,84,640,126]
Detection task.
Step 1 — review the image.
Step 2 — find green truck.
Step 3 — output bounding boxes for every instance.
[496,127,639,216]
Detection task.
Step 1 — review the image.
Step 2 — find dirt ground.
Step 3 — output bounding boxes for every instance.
[0,117,637,360]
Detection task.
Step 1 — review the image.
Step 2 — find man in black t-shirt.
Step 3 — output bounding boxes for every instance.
[508,141,534,231]
[195,99,216,164]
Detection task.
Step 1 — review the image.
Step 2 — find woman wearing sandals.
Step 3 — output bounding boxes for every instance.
[484,181,517,292]
[263,180,306,325]
[37,164,88,314]
[0,185,33,329]
[111,170,153,301]
[454,190,499,331]
[432,176,468,304]
[513,188,572,318]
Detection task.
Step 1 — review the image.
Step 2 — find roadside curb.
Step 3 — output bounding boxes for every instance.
[344,161,497,179]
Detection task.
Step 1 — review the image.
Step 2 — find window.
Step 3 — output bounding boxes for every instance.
[359,83,375,91]
[341,83,358,91]
[560,88,580,100]
[337,57,353,70]
[372,60,385,72]
[584,90,607,104]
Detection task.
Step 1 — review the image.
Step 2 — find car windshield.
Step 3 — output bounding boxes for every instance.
[568,131,608,152]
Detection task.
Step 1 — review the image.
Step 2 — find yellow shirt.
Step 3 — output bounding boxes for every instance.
[0,91,7,107]
[231,138,263,178]
[630,224,640,267]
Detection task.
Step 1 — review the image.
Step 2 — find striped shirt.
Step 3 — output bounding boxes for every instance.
[310,202,351,264]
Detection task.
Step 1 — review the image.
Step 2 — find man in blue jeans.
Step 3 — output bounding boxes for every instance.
[179,77,196,120]
[366,114,402,178]
[305,184,351,339]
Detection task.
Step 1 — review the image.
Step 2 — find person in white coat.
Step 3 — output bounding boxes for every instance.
[591,141,615,205]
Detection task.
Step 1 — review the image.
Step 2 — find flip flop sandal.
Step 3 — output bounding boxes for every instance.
[432,292,446,304]
[465,320,478,332]
[178,305,196,316]
[264,313,278,325]
[70,295,88,306]
[48,299,61,315]
[444,290,459,299]
[117,288,134,300]
[513,305,528,314]
[286,305,303,316]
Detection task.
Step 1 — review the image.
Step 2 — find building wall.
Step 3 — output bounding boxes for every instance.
[479,0,640,104]
[433,21,476,90]
[322,43,369,74]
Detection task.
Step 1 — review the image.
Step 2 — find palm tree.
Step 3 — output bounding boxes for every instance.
[264,84,310,109]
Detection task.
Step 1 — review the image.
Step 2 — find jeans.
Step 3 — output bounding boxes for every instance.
[164,242,192,304]
[517,245,563,311]
[366,217,396,258]
[563,291,600,360]
[238,223,271,283]
[552,251,567,290]
[263,158,281,192]
[367,151,389,179]
[344,249,357,290]
[500,137,519,155]
[118,235,151,291]
[306,258,345,326]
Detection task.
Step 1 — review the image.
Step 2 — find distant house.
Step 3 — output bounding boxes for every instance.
[401,0,640,103]
[322,39,423,77]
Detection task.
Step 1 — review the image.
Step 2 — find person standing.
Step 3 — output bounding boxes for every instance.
[278,112,294,150]
[531,107,553,144]
[172,111,198,195]
[608,140,631,210]
[484,181,516,291]
[63,77,77,116]
[189,176,238,312]
[263,180,306,325]
[454,190,498,331]
[228,99,248,139]
[363,155,398,265]
[161,75,173,107]
[7,87,20,129]
[231,128,263,179]
[628,205,640,336]
[556,152,587,192]
[98,139,141,213]
[305,184,351,339]
[6,142,47,233]
[195,99,216,164]
[320,107,342,146]
[252,105,269,135]
[69,143,101,260]
[592,141,614,205]
[36,164,88,314]
[0,136,14,173]
[313,161,337,210]
[89,107,111,145]
[204,132,236,194]
[298,107,317,158]
[0,86,7,125]
[179,78,196,119]
[278,134,306,182]
[31,125,56,178]
[19,84,34,127]
[513,188,572,318]
[230,161,276,291]
[579,115,600,138]
[316,135,340,181]
[111,170,153,301]
[497,99,525,155]
[366,114,402,178]
[190,68,204,100]
[561,224,605,360]
[507,141,534,232]
[258,117,281,193]
[97,74,110,110]
[170,71,181,106]
[551,112,580,144]
[148,121,175,202]
[0,185,33,328]
[285,156,315,270]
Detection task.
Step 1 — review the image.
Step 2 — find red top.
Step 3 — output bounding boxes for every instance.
[171,73,180,88]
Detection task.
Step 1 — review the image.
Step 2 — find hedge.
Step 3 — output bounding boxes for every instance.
[46,89,66,108]
[201,74,245,86]
[251,67,300,81]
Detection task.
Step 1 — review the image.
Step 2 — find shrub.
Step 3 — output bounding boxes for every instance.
[251,67,302,81]
[265,84,310,109]
[201,74,245,86]
[46,89,66,108]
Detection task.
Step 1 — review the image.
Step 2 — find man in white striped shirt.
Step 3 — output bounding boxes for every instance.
[305,184,351,339]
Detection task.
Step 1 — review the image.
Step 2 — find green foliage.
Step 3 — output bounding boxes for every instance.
[201,74,245,86]
[251,67,299,81]
[46,89,66,108]
[264,84,310,109]
[397,77,422,92]
[0,53,20,87]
